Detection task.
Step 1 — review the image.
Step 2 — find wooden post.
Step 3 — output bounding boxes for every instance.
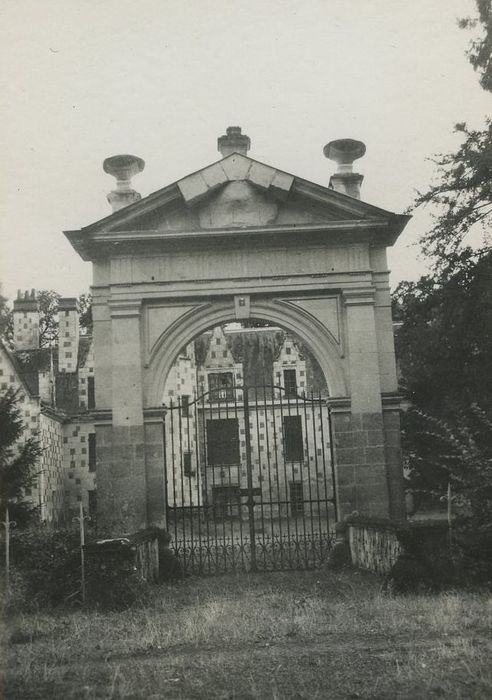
[447,482,453,554]
[2,507,17,590]
[73,503,90,603]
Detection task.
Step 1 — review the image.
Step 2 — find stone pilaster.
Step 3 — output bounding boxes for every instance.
[329,289,391,518]
[329,401,390,519]
[144,409,167,527]
[382,396,406,520]
[95,301,148,534]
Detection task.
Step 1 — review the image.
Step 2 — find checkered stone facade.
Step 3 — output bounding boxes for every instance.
[39,412,65,521]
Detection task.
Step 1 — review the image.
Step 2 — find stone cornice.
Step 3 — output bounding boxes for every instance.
[143,407,167,423]
[381,393,407,412]
[108,300,142,318]
[342,288,376,306]
[65,220,395,262]
[93,409,113,425]
[326,396,352,412]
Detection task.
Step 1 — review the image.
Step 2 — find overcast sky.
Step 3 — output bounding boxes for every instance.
[0,0,490,303]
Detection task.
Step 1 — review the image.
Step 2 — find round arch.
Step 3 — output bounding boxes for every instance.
[144,297,348,407]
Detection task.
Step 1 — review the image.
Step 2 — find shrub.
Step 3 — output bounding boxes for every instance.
[2,526,84,610]
[405,405,492,586]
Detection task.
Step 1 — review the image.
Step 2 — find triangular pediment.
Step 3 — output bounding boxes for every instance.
[76,153,402,235]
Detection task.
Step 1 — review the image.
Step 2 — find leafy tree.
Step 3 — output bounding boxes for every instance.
[393,251,492,417]
[0,293,13,345]
[394,3,492,580]
[0,388,42,526]
[78,293,93,336]
[413,122,491,270]
[459,0,492,92]
[411,2,491,274]
[38,290,61,347]
[0,290,93,346]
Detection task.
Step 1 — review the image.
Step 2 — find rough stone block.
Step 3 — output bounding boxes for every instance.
[383,429,401,447]
[335,432,355,448]
[382,411,401,430]
[364,446,386,464]
[248,162,276,189]
[335,465,356,486]
[221,154,251,181]
[366,430,384,447]
[361,413,384,430]
[177,172,208,203]
[201,162,228,190]
[335,447,359,465]
[332,413,353,430]
[270,170,294,194]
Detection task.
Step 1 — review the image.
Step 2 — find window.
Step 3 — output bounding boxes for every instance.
[283,369,297,398]
[181,395,190,418]
[208,372,234,401]
[206,418,239,465]
[212,485,240,519]
[183,451,194,477]
[289,482,304,515]
[283,415,304,462]
[87,376,95,409]
[88,433,96,472]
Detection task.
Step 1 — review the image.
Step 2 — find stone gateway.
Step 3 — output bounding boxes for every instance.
[65,127,410,540]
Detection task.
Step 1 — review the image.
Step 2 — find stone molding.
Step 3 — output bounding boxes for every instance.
[143,407,167,424]
[92,409,113,425]
[342,288,376,306]
[144,295,348,407]
[109,300,142,318]
[381,393,405,411]
[325,396,351,413]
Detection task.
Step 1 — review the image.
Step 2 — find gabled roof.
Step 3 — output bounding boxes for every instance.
[0,342,52,397]
[65,152,410,260]
[194,327,327,393]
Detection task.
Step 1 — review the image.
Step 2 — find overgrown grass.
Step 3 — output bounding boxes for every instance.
[4,569,492,699]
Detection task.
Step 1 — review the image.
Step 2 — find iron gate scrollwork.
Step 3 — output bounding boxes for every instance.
[164,384,336,574]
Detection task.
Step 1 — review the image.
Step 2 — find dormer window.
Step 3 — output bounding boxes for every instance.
[208,372,234,402]
[283,369,297,398]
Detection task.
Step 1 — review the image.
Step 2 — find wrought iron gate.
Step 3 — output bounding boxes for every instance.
[164,385,336,574]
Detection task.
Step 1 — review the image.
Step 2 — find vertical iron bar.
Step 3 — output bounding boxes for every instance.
[278,386,293,568]
[169,399,178,559]
[319,393,332,547]
[270,382,284,569]
[286,387,299,566]
[243,387,257,572]
[200,389,212,574]
[311,392,324,548]
[177,396,186,573]
[326,402,339,522]
[253,385,266,570]
[208,386,219,572]
[296,388,308,566]
[185,398,194,573]
[162,414,169,536]
[192,388,203,573]
[301,390,315,567]
[263,383,276,569]
[217,386,227,573]
[234,380,245,571]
